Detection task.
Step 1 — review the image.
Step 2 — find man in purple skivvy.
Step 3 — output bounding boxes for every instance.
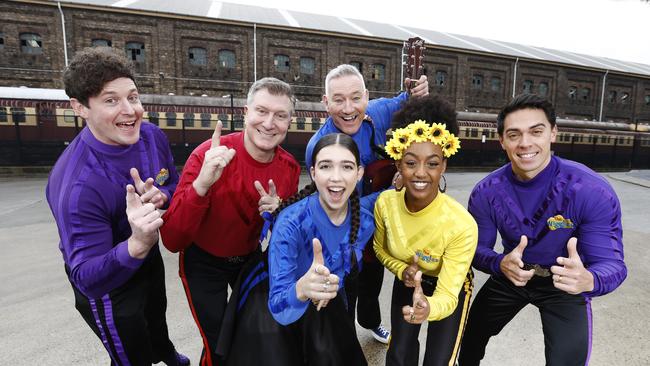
[458,94,626,366]
[46,47,189,366]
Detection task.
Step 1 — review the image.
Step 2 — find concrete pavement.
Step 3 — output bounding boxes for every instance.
[1,171,648,365]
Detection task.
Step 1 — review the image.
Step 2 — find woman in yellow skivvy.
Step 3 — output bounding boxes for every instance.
[373,96,478,366]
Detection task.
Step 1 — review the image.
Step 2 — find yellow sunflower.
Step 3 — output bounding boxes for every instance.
[385,139,404,160]
[408,120,431,143]
[392,127,412,149]
[429,123,449,145]
[441,134,461,158]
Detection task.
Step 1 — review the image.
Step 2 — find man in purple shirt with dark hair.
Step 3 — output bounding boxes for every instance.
[458,94,626,366]
[46,47,189,366]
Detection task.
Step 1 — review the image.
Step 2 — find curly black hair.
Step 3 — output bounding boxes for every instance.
[391,95,459,136]
[63,47,136,107]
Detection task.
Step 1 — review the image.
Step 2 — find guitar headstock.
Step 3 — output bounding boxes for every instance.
[403,37,425,92]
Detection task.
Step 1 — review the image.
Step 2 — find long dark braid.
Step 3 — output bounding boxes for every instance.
[274,181,316,216]
[348,190,360,246]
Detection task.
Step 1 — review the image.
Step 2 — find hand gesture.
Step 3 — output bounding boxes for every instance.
[296,238,340,309]
[405,75,429,98]
[499,235,534,286]
[130,167,167,209]
[402,271,430,324]
[125,184,163,259]
[255,179,281,215]
[402,255,419,287]
[551,237,595,294]
[193,120,236,196]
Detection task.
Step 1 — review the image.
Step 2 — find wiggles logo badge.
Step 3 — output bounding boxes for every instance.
[155,168,169,186]
[547,215,574,230]
[416,248,439,264]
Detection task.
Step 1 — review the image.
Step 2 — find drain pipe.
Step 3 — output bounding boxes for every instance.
[253,23,257,81]
[599,70,609,121]
[57,2,69,66]
[512,57,519,98]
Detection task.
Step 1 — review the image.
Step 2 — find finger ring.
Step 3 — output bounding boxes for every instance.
[409,313,415,322]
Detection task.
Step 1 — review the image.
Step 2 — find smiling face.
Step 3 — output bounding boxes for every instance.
[398,141,447,212]
[499,108,557,181]
[310,144,364,221]
[243,88,293,162]
[70,77,143,146]
[322,74,369,135]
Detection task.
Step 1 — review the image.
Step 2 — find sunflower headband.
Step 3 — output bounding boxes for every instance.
[385,120,461,160]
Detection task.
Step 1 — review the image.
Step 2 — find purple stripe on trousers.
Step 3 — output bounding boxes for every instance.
[103,294,130,366]
[585,297,593,366]
[89,298,118,363]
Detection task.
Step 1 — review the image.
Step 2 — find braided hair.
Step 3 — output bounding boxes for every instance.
[275,133,362,247]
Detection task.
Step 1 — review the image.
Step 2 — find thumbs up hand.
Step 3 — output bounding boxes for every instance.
[296,238,340,306]
[500,235,535,286]
[402,271,430,324]
[193,120,236,196]
[125,184,163,259]
[551,237,595,294]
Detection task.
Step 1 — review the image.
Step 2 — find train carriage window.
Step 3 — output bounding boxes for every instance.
[189,47,207,66]
[147,111,159,125]
[219,49,236,69]
[300,57,315,75]
[538,82,549,97]
[435,71,447,87]
[20,33,43,54]
[165,112,177,127]
[470,129,478,138]
[482,129,490,139]
[64,110,76,123]
[296,117,305,130]
[125,42,145,63]
[464,129,470,137]
[218,114,229,129]
[274,54,290,72]
[471,74,483,90]
[608,90,617,103]
[233,114,244,129]
[311,117,321,130]
[490,77,501,92]
[0,107,7,122]
[0,32,4,50]
[92,39,112,47]
[350,62,362,73]
[11,108,26,123]
[522,80,533,94]
[200,113,211,128]
[371,64,385,81]
[183,113,195,128]
[601,136,608,143]
[568,86,577,99]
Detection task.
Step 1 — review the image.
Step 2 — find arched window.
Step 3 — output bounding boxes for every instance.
[189,47,207,66]
[620,92,630,104]
[435,71,447,87]
[20,33,43,54]
[471,74,483,89]
[608,90,617,103]
[274,54,290,72]
[580,88,591,101]
[350,61,362,73]
[0,32,5,50]
[300,57,315,75]
[125,42,145,63]
[218,49,236,69]
[371,64,385,81]
[522,80,533,94]
[490,77,501,92]
[538,82,549,97]
[568,86,577,99]
[91,39,112,47]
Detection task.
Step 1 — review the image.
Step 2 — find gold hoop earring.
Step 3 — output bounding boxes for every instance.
[438,175,447,193]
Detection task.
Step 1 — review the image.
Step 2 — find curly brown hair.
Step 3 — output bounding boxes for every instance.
[63,47,136,107]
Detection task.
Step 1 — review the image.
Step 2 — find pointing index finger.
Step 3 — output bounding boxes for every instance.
[211,120,223,149]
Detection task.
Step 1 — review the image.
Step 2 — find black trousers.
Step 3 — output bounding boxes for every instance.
[458,275,591,366]
[386,272,473,366]
[179,244,246,366]
[353,242,385,329]
[68,246,178,366]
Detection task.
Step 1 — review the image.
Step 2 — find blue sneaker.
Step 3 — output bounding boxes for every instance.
[369,324,390,344]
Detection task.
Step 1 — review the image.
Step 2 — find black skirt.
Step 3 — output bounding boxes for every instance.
[217,251,367,366]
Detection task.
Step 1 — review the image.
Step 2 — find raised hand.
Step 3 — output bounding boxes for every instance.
[125,184,163,259]
[192,120,236,197]
[402,271,430,324]
[405,75,429,98]
[499,235,534,286]
[295,238,339,308]
[551,237,595,294]
[402,255,419,287]
[130,167,167,209]
[254,179,281,214]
